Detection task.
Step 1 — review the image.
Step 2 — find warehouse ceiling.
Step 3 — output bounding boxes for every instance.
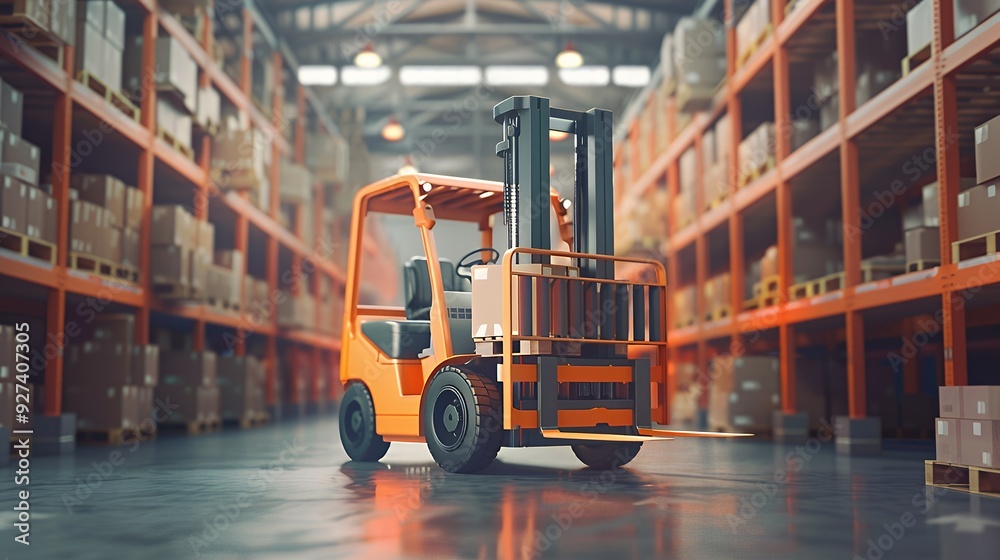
[259,0,699,180]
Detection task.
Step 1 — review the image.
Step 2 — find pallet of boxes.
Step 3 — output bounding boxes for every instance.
[669,17,726,113]
[69,174,143,282]
[62,314,159,445]
[927,386,1000,498]
[953,115,1000,264]
[76,0,139,120]
[124,30,199,156]
[279,161,314,244]
[218,354,268,428]
[0,78,57,265]
[211,120,272,212]
[708,355,780,433]
[1,0,75,56]
[156,344,220,434]
[149,205,212,300]
[277,289,315,332]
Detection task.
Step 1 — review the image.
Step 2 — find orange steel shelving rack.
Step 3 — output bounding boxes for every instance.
[614,0,1000,420]
[0,0,347,417]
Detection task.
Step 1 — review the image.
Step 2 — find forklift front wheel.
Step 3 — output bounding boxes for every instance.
[339,383,390,462]
[571,442,643,470]
[424,366,503,474]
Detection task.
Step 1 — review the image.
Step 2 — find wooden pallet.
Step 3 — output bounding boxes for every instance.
[156,127,195,160]
[0,226,56,265]
[952,228,1000,264]
[673,315,697,329]
[236,413,270,429]
[676,82,719,114]
[737,24,773,67]
[789,272,844,300]
[748,275,782,309]
[705,305,732,322]
[738,157,775,188]
[76,70,140,122]
[0,10,67,65]
[861,262,906,283]
[77,427,147,446]
[68,252,137,283]
[906,259,939,273]
[706,192,728,210]
[902,44,931,77]
[193,117,219,137]
[925,460,1000,498]
[207,297,240,313]
[162,418,221,436]
[152,281,199,300]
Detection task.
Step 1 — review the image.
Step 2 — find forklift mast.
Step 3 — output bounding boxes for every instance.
[494,96,616,281]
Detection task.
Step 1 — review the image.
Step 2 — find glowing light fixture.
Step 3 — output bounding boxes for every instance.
[354,43,382,68]
[382,117,405,142]
[556,41,583,69]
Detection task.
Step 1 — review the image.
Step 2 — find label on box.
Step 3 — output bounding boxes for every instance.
[938,420,948,436]
[733,415,752,426]
[986,452,993,466]
[741,380,761,391]
[990,185,996,198]
[980,401,986,415]
[977,125,988,144]
[959,191,970,207]
[974,421,982,436]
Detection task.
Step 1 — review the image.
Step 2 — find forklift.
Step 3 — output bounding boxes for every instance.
[339,96,745,473]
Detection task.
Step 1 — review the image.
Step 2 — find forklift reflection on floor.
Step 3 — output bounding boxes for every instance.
[339,96,748,473]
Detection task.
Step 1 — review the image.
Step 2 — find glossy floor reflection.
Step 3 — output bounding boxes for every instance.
[2,415,999,559]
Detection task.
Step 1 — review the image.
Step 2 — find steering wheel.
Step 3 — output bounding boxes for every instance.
[456,247,500,281]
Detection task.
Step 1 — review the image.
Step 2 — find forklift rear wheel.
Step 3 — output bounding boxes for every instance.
[571,442,643,470]
[339,383,390,462]
[424,367,503,474]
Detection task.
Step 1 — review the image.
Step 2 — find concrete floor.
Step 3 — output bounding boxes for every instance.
[2,416,999,560]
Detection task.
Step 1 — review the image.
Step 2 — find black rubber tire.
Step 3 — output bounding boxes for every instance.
[571,441,643,470]
[423,366,503,473]
[339,383,390,462]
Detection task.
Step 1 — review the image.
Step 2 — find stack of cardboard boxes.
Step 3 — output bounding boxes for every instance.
[669,17,726,110]
[735,0,771,64]
[791,217,843,284]
[672,285,697,328]
[124,35,198,149]
[307,132,349,186]
[670,363,700,427]
[708,355,781,432]
[208,249,244,311]
[279,161,315,244]
[62,314,159,434]
[702,115,731,209]
[737,122,775,186]
[70,174,143,270]
[908,1,1000,63]
[277,290,315,330]
[150,205,213,298]
[0,78,54,250]
[936,386,1000,470]
[243,276,271,316]
[315,275,340,335]
[156,349,220,426]
[814,52,839,130]
[703,272,732,320]
[211,125,273,211]
[957,115,1000,248]
[76,0,125,91]
[674,147,697,228]
[904,182,944,268]
[217,355,266,423]
[11,0,75,44]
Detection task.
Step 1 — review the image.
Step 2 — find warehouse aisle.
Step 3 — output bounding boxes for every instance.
[2,417,998,560]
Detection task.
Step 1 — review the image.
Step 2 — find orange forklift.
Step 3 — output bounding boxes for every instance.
[339,96,744,473]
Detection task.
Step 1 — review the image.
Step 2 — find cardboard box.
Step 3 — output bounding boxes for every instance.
[955,0,1000,39]
[63,385,140,430]
[904,226,940,263]
[124,186,143,229]
[73,174,126,226]
[150,244,190,286]
[151,205,195,247]
[158,350,217,388]
[0,80,23,136]
[102,0,125,50]
[130,345,159,387]
[65,339,132,386]
[82,312,133,343]
[936,417,961,464]
[40,190,56,244]
[24,186,43,239]
[940,385,964,418]
[217,355,264,420]
[957,181,1000,240]
[102,36,122,90]
[2,133,40,186]
[124,36,198,113]
[210,129,265,191]
[69,200,98,255]
[121,226,139,267]
[960,419,1000,468]
[96,223,121,262]
[907,0,932,56]
[50,0,76,46]
[195,219,214,253]
[975,114,1000,184]
[154,385,202,423]
[196,86,220,129]
[156,97,192,148]
[189,248,210,294]
[13,0,49,28]
[79,0,105,30]
[306,132,348,185]
[963,386,1000,419]
[708,355,780,431]
[1,174,27,233]
[280,162,313,205]
[760,245,779,279]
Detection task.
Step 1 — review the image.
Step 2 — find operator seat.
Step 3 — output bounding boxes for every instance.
[360,257,466,360]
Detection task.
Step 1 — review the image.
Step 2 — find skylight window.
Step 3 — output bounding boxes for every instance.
[612,66,651,87]
[341,65,392,86]
[297,65,337,86]
[485,65,549,86]
[399,66,482,86]
[558,66,610,87]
